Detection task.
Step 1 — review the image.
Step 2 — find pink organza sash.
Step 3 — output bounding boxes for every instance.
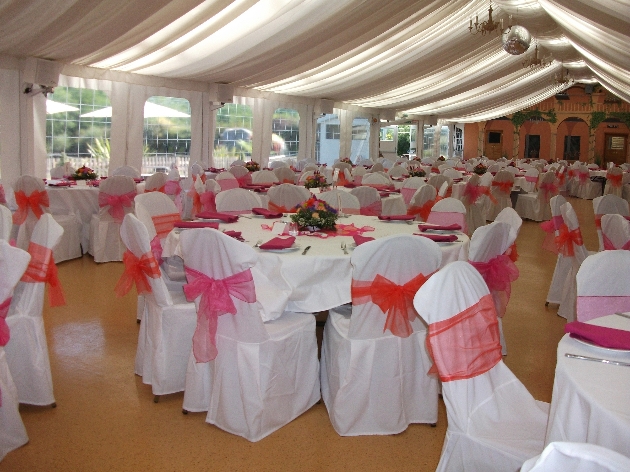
[150,235,163,261]
[217,179,239,191]
[236,173,252,187]
[0,185,5,205]
[22,242,66,307]
[0,297,11,347]
[164,180,181,196]
[98,191,136,222]
[524,175,538,183]
[351,272,431,338]
[114,250,161,297]
[578,172,589,184]
[594,214,603,229]
[183,266,256,363]
[400,187,417,204]
[469,255,519,318]
[199,191,217,212]
[426,212,466,231]
[577,296,630,322]
[463,183,483,204]
[540,181,558,202]
[607,173,622,187]
[360,200,382,216]
[602,233,630,250]
[426,294,502,382]
[151,213,180,239]
[13,190,49,224]
[541,215,565,253]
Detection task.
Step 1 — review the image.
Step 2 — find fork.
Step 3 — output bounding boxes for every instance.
[253,239,263,248]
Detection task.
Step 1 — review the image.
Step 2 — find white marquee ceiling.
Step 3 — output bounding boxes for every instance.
[1,0,628,122]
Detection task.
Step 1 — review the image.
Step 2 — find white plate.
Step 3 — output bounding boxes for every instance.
[379,219,415,224]
[258,245,301,253]
[572,336,630,354]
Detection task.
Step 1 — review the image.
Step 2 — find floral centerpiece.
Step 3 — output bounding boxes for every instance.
[290,196,338,231]
[408,168,426,178]
[339,157,353,165]
[473,163,487,175]
[303,171,329,189]
[244,160,260,172]
[437,156,446,162]
[71,165,98,180]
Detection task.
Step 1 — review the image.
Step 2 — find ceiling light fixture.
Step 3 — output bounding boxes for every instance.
[522,43,551,69]
[555,65,574,87]
[469,2,504,36]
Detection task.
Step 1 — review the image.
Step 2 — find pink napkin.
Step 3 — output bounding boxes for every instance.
[344,182,357,188]
[174,221,220,229]
[252,207,282,218]
[378,214,415,221]
[353,235,375,246]
[414,233,458,242]
[418,223,462,231]
[259,236,295,250]
[565,321,630,350]
[195,211,239,223]
[133,178,144,183]
[222,230,244,241]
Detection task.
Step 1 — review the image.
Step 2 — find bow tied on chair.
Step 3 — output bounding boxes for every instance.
[555,223,584,257]
[462,183,483,205]
[469,254,519,318]
[199,191,217,213]
[21,242,66,307]
[0,297,12,347]
[578,171,590,185]
[407,199,437,221]
[539,181,558,202]
[13,190,49,224]
[351,272,431,338]
[183,266,256,363]
[492,180,513,196]
[114,250,161,297]
[98,191,136,222]
[607,172,622,187]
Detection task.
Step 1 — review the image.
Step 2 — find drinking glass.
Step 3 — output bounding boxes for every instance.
[288,222,299,236]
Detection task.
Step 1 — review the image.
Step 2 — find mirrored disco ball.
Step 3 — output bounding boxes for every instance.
[502,25,531,55]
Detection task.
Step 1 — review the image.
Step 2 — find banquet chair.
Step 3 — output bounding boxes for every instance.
[494,207,522,251]
[400,177,426,205]
[179,177,195,219]
[88,175,137,263]
[487,170,515,221]
[428,174,451,195]
[521,168,540,193]
[427,197,467,232]
[321,234,441,436]
[349,186,382,216]
[228,165,252,187]
[298,170,315,184]
[230,159,246,167]
[601,214,630,250]
[515,171,557,222]
[119,214,197,400]
[603,166,623,197]
[407,184,437,221]
[380,194,408,217]
[215,188,262,214]
[144,172,168,192]
[468,221,519,355]
[413,261,549,472]
[215,171,240,191]
[0,240,31,461]
[574,165,602,200]
[442,168,463,181]
[189,162,205,181]
[556,201,590,322]
[110,165,141,179]
[266,184,310,213]
[0,205,12,241]
[543,195,571,309]
[49,165,69,179]
[163,168,182,211]
[251,169,279,185]
[361,172,393,190]
[179,228,319,442]
[592,195,629,251]
[387,165,407,179]
[5,214,65,407]
[316,189,361,215]
[12,175,82,263]
[351,165,367,184]
[576,250,630,322]
[370,162,384,173]
[521,441,630,472]
[460,174,488,236]
[268,160,288,169]
[273,166,297,184]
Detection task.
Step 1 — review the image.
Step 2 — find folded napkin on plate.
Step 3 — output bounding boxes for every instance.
[195,211,239,223]
[133,178,144,183]
[353,235,375,246]
[565,321,630,350]
[414,233,458,242]
[418,223,462,231]
[259,236,295,250]
[343,182,357,188]
[378,214,415,221]
[222,230,244,241]
[252,207,282,218]
[48,181,72,187]
[174,221,220,229]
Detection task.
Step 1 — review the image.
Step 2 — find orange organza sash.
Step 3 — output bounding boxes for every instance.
[114,250,161,297]
[426,294,502,382]
[407,199,436,221]
[21,242,66,307]
[13,190,49,224]
[188,187,202,215]
[351,272,431,338]
[0,297,12,347]
[607,173,622,187]
[505,243,518,262]
[555,224,584,257]
[151,213,181,239]
[492,180,513,196]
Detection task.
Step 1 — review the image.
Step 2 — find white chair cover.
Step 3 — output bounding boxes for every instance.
[0,205,12,241]
[592,195,629,251]
[494,207,522,247]
[349,186,382,216]
[266,184,310,213]
[215,188,262,214]
[442,168,463,180]
[427,197,467,233]
[487,170,515,221]
[0,240,30,461]
[120,214,197,396]
[601,214,630,249]
[515,171,557,222]
[544,195,570,307]
[574,165,602,200]
[521,442,630,472]
[459,174,487,236]
[603,167,623,197]
[227,165,250,185]
[268,160,288,169]
[407,184,437,222]
[387,165,407,179]
[298,170,315,184]
[5,214,63,406]
[521,168,540,193]
[273,166,297,184]
[89,175,136,262]
[370,162,385,173]
[352,165,367,185]
[361,172,393,189]
[428,174,451,194]
[179,228,319,442]
[144,172,168,192]
[189,162,204,179]
[215,171,239,191]
[251,169,279,184]
[316,189,360,214]
[321,234,441,436]
[111,165,141,178]
[576,250,630,322]
[400,177,426,205]
[413,261,549,472]
[230,159,246,167]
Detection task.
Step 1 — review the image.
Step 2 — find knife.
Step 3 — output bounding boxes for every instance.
[301,246,311,255]
[565,353,630,367]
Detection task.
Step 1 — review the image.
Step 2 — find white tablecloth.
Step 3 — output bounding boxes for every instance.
[163,214,469,313]
[545,314,630,456]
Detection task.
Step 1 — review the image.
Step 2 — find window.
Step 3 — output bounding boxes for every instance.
[525,135,540,159]
[454,127,463,154]
[380,127,395,141]
[423,125,449,157]
[564,136,580,160]
[316,114,340,165]
[214,103,253,169]
[272,108,299,160]
[46,86,111,178]
[351,118,370,161]
[352,125,368,140]
[326,124,340,140]
[488,132,502,144]
[143,96,191,176]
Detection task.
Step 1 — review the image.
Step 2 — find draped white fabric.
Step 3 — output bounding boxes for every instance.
[0,0,628,121]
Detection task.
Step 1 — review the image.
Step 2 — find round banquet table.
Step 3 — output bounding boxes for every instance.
[545,314,630,456]
[162,214,469,313]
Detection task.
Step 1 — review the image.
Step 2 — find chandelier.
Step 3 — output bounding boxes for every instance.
[469,2,504,36]
[555,66,574,87]
[522,44,551,69]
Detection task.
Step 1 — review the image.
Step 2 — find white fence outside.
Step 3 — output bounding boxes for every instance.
[46,154,192,178]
